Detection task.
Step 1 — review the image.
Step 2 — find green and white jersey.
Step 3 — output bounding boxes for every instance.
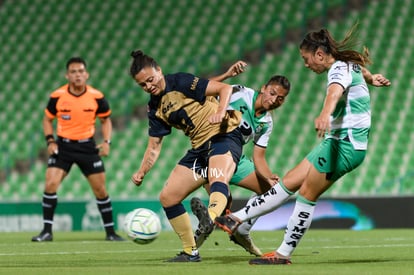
[327,61,370,150]
[228,85,273,147]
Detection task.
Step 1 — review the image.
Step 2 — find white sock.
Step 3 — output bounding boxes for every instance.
[232,181,293,222]
[276,196,316,257]
[236,217,258,235]
[236,193,257,235]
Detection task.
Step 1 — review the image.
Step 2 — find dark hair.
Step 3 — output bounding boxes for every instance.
[265,75,291,93]
[129,50,159,78]
[300,23,371,66]
[66,57,87,70]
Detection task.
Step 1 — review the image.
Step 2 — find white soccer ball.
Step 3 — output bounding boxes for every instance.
[124,208,162,244]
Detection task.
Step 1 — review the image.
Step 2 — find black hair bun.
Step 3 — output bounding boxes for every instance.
[131,50,143,58]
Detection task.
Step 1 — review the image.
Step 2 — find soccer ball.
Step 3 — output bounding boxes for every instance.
[124,208,162,244]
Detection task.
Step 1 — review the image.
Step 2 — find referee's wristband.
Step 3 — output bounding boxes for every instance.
[47,140,56,146]
[45,134,55,146]
[45,134,54,141]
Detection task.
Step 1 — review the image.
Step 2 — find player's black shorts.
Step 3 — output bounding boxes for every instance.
[47,138,105,176]
[178,128,243,178]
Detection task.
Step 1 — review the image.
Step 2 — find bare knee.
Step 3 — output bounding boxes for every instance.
[93,185,108,199]
[159,189,181,208]
[159,191,167,207]
[44,179,61,193]
[44,168,65,193]
[87,173,108,199]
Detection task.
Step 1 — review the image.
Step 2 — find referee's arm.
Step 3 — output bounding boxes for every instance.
[98,116,112,156]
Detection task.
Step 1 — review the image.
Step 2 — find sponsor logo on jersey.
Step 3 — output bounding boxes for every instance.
[161,101,176,114]
[190,77,200,91]
[352,63,361,73]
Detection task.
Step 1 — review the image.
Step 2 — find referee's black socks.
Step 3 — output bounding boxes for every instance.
[96,196,115,235]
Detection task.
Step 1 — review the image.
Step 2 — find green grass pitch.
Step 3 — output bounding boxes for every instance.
[0,229,413,275]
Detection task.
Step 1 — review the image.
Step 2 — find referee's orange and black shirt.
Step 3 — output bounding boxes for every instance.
[45,84,111,140]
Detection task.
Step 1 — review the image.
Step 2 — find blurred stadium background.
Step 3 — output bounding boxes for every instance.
[1,0,413,206]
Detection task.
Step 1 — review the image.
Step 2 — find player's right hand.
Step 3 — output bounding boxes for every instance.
[131,171,145,186]
[314,113,330,138]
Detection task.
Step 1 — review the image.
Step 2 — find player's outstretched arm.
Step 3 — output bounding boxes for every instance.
[131,136,163,186]
[362,67,391,87]
[209,60,247,82]
[253,145,279,186]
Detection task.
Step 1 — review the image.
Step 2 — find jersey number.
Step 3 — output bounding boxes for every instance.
[168,109,195,134]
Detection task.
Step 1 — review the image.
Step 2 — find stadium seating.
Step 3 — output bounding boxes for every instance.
[1,0,413,201]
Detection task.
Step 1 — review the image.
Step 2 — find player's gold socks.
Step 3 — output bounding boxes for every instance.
[169,213,197,254]
[208,191,228,221]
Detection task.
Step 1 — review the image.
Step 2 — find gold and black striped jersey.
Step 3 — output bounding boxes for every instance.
[147,72,241,149]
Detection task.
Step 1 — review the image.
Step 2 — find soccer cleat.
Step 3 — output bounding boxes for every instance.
[194,228,209,248]
[105,233,125,241]
[31,231,53,242]
[221,193,233,216]
[261,251,277,257]
[191,197,214,235]
[165,250,201,262]
[214,214,241,234]
[230,230,262,256]
[248,251,292,265]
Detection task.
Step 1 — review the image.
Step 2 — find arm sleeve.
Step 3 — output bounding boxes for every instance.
[327,62,352,90]
[147,104,171,137]
[254,121,273,148]
[96,97,111,117]
[45,97,58,118]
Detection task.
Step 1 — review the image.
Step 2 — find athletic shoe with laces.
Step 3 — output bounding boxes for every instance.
[248,251,292,265]
[191,197,214,235]
[165,250,201,262]
[230,230,262,256]
[105,233,125,241]
[214,214,241,234]
[31,231,53,242]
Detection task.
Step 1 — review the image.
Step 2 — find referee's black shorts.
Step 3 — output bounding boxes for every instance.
[47,138,105,176]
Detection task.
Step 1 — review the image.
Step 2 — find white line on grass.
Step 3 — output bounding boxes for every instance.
[1,243,414,257]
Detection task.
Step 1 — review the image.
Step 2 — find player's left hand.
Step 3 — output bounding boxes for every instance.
[371,74,391,87]
[97,142,110,156]
[227,61,247,77]
[208,111,226,124]
[267,174,280,186]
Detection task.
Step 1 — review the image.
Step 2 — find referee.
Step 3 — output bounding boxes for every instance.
[32,57,123,242]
